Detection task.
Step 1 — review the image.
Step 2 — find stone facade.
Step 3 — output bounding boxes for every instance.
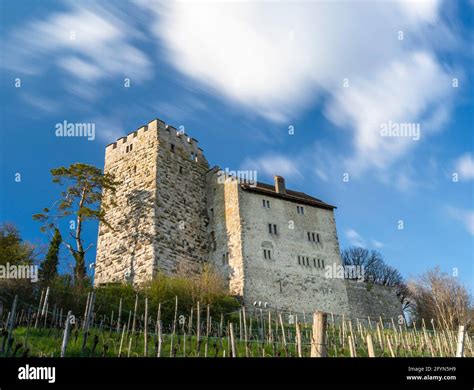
[95,117,402,319]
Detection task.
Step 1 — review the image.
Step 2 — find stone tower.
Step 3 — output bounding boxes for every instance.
[94,118,209,286]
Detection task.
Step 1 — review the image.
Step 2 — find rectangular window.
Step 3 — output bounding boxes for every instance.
[263,199,266,208]
[171,143,175,153]
[312,232,316,242]
[321,259,325,268]
[222,252,229,265]
[263,249,272,260]
[317,233,321,243]
[313,258,317,267]
[263,199,271,208]
[268,224,278,235]
[301,206,304,214]
[130,144,133,152]
[297,255,301,265]
[307,232,311,241]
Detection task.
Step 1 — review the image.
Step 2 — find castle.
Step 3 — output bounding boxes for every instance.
[94,118,402,319]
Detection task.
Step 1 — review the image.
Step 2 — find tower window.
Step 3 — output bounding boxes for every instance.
[297,206,305,214]
[222,252,229,265]
[171,143,175,153]
[263,199,270,208]
[268,224,277,235]
[179,166,183,174]
[263,249,272,260]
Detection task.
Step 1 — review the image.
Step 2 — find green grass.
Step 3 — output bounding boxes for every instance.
[1,325,442,358]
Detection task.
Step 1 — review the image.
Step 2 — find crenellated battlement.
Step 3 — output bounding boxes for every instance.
[104,117,207,165]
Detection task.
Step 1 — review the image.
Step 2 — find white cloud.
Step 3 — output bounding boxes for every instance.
[241,154,301,179]
[345,229,366,247]
[371,239,385,249]
[454,154,474,181]
[448,207,474,236]
[4,3,152,99]
[142,1,458,174]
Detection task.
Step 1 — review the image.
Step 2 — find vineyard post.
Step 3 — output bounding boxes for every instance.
[117,297,122,333]
[131,294,138,335]
[34,288,45,329]
[310,312,327,357]
[144,297,148,357]
[5,295,18,356]
[242,307,249,357]
[230,323,237,357]
[60,311,73,357]
[366,333,375,357]
[456,325,466,357]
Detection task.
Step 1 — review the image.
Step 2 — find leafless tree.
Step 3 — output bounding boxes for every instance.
[407,267,472,330]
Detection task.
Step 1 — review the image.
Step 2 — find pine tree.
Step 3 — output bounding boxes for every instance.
[40,228,62,283]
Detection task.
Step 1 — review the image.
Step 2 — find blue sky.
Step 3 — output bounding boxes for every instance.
[0,0,473,290]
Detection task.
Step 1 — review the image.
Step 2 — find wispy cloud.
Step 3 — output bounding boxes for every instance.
[146,1,458,174]
[345,229,366,247]
[3,3,152,100]
[448,207,474,236]
[454,154,474,181]
[241,154,301,180]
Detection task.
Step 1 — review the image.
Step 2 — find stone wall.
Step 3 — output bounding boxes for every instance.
[236,186,351,315]
[95,119,209,286]
[346,280,402,321]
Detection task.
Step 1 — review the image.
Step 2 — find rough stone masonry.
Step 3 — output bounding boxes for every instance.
[94,118,402,319]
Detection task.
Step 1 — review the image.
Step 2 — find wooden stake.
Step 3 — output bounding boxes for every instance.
[366,333,375,357]
[310,312,327,357]
[61,311,73,357]
[144,297,148,357]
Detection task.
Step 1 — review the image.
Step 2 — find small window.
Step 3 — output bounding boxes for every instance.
[263,199,266,208]
[273,224,277,235]
[312,232,316,242]
[317,258,321,268]
[307,232,311,241]
[133,166,137,174]
[263,249,272,260]
[171,143,175,153]
[125,145,129,153]
[210,231,216,251]
[301,207,305,215]
[298,255,301,265]
[210,208,214,219]
[317,233,321,243]
[179,166,183,174]
[268,223,272,234]
[321,259,325,268]
[222,252,229,265]
[297,206,305,214]
[263,199,271,208]
[130,144,133,152]
[313,258,317,267]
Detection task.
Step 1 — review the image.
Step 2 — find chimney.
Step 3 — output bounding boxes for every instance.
[274,176,286,194]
